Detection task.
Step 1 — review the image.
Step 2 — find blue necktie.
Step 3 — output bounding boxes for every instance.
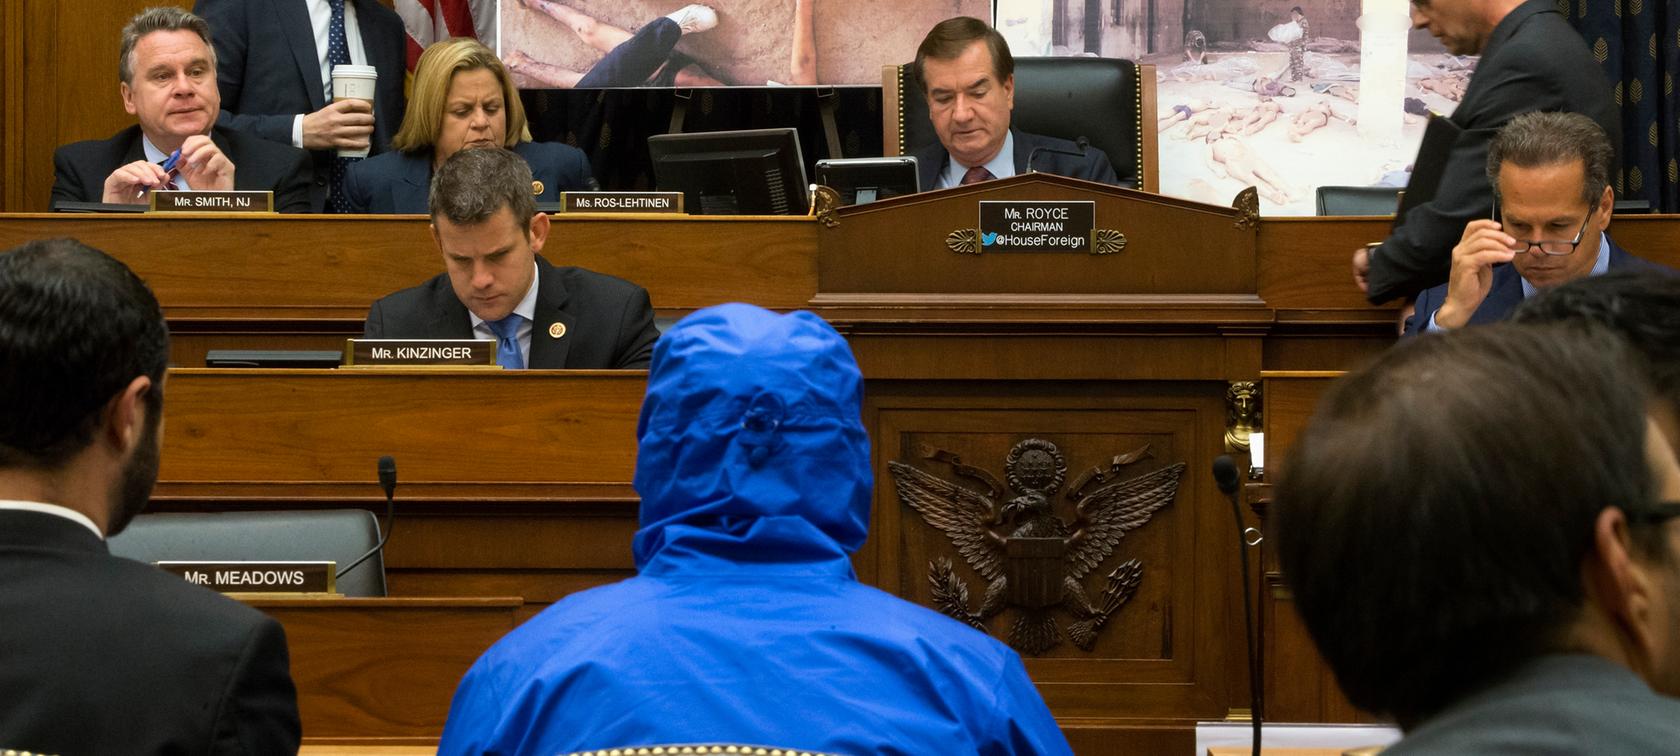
[326,0,359,213]
[489,314,526,370]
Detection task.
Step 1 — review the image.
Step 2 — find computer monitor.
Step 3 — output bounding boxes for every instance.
[648,127,809,216]
[815,157,920,205]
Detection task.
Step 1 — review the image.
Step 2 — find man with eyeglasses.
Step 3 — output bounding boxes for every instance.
[1275,323,1680,753]
[1403,112,1672,336]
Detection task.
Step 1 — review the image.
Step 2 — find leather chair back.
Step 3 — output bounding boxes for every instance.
[109,510,387,597]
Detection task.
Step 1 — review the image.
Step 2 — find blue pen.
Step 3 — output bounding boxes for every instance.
[138,149,183,199]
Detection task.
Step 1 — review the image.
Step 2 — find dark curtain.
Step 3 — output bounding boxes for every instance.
[520,87,884,191]
[1564,0,1679,212]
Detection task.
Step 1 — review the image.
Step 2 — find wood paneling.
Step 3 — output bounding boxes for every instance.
[250,597,519,740]
[157,369,647,502]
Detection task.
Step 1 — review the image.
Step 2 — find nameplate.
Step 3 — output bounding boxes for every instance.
[561,191,685,214]
[148,190,275,213]
[977,200,1096,253]
[343,339,498,367]
[157,561,336,595]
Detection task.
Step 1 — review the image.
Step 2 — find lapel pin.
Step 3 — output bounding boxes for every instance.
[531,180,545,196]
[548,322,567,339]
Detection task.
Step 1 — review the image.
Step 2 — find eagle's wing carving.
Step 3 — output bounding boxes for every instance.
[1066,462,1186,579]
[888,460,1006,582]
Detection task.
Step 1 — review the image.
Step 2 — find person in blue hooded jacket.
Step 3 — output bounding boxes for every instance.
[437,303,1072,756]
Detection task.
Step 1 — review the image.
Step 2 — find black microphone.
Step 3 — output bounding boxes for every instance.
[337,455,397,580]
[1213,454,1241,496]
[1213,453,1263,756]
[1026,136,1090,174]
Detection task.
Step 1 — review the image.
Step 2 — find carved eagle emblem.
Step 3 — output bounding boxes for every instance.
[888,439,1185,655]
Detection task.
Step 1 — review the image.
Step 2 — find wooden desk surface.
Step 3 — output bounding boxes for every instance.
[246,596,521,741]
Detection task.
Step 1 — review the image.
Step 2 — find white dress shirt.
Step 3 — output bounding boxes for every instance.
[468,262,541,367]
[142,135,193,190]
[0,499,104,539]
[291,0,370,148]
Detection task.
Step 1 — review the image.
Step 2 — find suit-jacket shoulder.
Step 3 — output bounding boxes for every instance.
[515,141,594,193]
[51,127,142,204]
[365,272,469,339]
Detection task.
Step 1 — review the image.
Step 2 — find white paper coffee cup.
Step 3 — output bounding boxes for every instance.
[332,64,378,158]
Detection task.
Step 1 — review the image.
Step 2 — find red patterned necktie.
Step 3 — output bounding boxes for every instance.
[960,166,994,185]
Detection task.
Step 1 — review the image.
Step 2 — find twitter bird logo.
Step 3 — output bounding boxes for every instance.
[981,232,998,246]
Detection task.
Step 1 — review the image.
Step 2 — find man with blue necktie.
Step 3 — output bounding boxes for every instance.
[362,147,658,369]
[195,0,407,213]
[1403,112,1673,336]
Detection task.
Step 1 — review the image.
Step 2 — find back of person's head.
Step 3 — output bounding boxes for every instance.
[394,37,531,153]
[1274,324,1656,727]
[118,6,215,84]
[914,16,1013,89]
[0,238,169,470]
[631,303,870,567]
[1513,272,1680,411]
[429,146,536,227]
[1486,111,1613,205]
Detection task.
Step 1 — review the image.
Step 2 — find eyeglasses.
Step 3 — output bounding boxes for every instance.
[1496,208,1592,257]
[1624,501,1680,526]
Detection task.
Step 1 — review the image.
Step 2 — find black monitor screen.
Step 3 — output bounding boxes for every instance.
[649,127,809,216]
[815,157,919,205]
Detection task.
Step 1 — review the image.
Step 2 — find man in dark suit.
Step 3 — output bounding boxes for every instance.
[50,7,312,212]
[0,238,301,754]
[364,147,659,369]
[1275,323,1680,753]
[910,17,1118,191]
[1403,112,1671,336]
[195,0,407,212]
[1354,0,1620,304]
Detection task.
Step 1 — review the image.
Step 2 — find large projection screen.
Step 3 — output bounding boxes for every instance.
[502,0,993,88]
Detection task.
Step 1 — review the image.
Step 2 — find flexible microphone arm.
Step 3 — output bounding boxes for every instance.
[337,456,397,580]
[1025,136,1090,174]
[1214,454,1263,756]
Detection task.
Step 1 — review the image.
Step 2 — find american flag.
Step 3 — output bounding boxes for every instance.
[397,0,498,70]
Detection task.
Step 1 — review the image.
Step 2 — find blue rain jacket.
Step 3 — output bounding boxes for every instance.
[437,304,1072,756]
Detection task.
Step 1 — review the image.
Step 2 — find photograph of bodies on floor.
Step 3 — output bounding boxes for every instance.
[1004,0,1465,215]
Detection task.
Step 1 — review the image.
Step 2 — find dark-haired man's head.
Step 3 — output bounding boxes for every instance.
[915,17,1015,169]
[428,146,548,324]
[0,238,169,536]
[1487,111,1616,290]
[1514,272,1680,430]
[1275,323,1680,728]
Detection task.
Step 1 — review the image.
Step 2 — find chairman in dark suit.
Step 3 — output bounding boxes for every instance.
[910,17,1118,190]
[0,238,300,754]
[1354,0,1620,304]
[1404,113,1671,336]
[344,38,593,214]
[364,147,657,369]
[50,7,311,212]
[195,0,407,212]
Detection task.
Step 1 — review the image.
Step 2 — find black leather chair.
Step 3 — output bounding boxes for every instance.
[1315,185,1405,216]
[108,510,387,597]
[884,57,1157,192]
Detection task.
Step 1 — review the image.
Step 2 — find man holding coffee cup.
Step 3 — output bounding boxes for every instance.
[196,0,407,213]
[50,7,313,212]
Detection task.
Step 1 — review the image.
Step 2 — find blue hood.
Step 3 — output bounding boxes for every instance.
[631,304,872,573]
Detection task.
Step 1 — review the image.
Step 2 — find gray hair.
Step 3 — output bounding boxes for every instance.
[119,7,216,85]
[429,147,538,229]
[1486,111,1614,206]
